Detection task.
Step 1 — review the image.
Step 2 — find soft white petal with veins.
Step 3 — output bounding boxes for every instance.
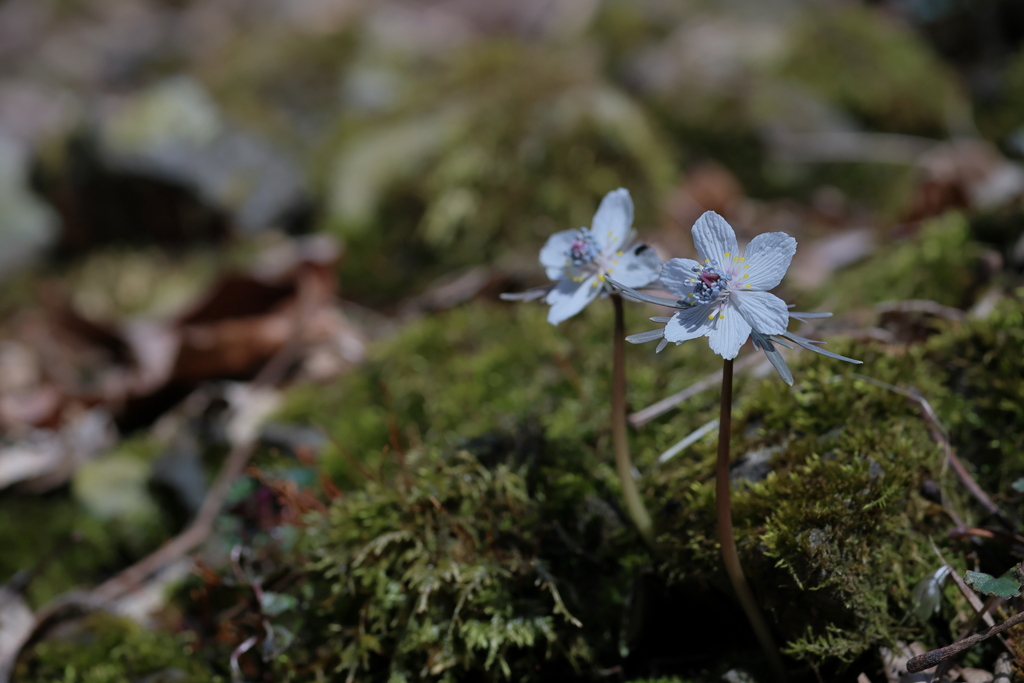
[659,258,701,296]
[664,304,713,343]
[591,188,633,252]
[732,290,789,336]
[610,244,662,288]
[705,301,752,360]
[692,211,739,265]
[539,230,579,280]
[545,276,601,325]
[741,232,797,290]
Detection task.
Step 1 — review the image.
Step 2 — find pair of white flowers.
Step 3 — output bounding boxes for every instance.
[508,188,859,382]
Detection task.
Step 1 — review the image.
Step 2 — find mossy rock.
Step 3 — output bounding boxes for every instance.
[271,447,636,682]
[54,293,1024,679]
[275,283,1024,676]
[654,297,1024,668]
[653,342,953,666]
[923,295,1024,491]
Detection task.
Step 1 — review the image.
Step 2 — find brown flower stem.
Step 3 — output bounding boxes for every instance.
[611,294,654,546]
[717,359,786,681]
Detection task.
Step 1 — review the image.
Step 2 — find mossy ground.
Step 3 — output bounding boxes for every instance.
[12,212,1024,681]
[268,290,1024,678]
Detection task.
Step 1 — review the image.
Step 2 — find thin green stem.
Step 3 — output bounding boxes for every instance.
[717,359,786,681]
[611,294,654,546]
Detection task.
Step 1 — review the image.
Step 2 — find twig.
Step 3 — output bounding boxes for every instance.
[927,542,1014,681]
[93,282,311,602]
[907,608,1024,673]
[656,418,719,465]
[914,545,1018,677]
[628,353,760,428]
[948,527,1024,548]
[850,374,1015,530]
[94,438,258,601]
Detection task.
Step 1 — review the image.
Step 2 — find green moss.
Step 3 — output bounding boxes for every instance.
[778,5,959,136]
[923,295,1024,491]
[275,280,1024,674]
[277,298,736,489]
[830,211,982,311]
[274,448,635,682]
[287,285,1024,670]
[653,341,952,664]
[15,612,217,683]
[652,294,1024,667]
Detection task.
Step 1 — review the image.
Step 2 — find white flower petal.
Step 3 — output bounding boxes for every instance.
[741,232,796,290]
[692,211,739,265]
[751,330,794,386]
[659,258,701,296]
[706,301,752,359]
[545,276,601,325]
[626,328,666,345]
[539,230,578,280]
[608,243,662,288]
[591,188,633,251]
[664,304,714,343]
[731,290,789,335]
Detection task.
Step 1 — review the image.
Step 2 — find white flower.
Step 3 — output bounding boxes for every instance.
[529,188,662,325]
[618,211,860,384]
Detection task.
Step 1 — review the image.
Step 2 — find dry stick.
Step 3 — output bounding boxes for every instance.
[908,609,1024,674]
[928,543,1014,682]
[628,353,761,428]
[849,374,1015,530]
[716,359,786,681]
[94,297,308,602]
[611,295,653,545]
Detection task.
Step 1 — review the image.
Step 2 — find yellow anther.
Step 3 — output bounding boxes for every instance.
[744,284,751,289]
[708,313,715,319]
[743,265,749,269]
[742,273,748,278]
[616,250,623,256]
